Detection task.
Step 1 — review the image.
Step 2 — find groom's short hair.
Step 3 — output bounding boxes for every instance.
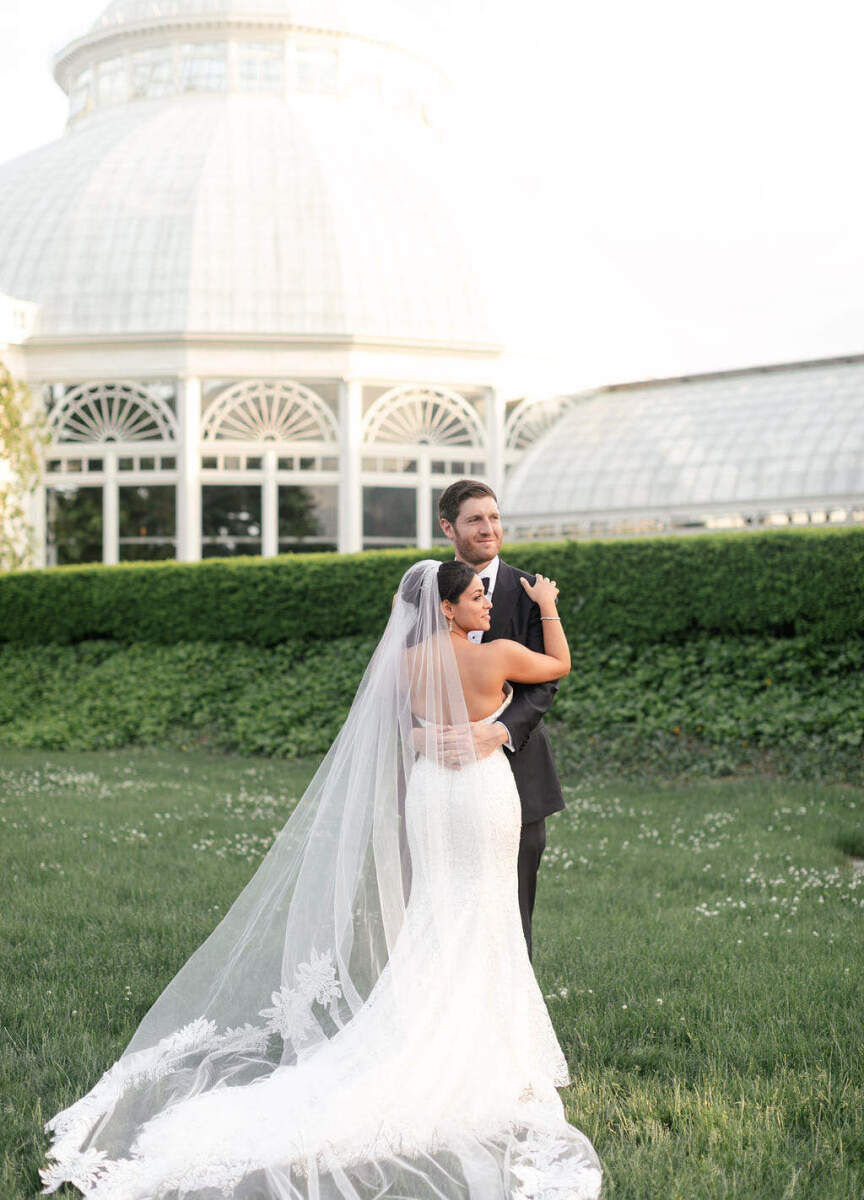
[438,479,498,527]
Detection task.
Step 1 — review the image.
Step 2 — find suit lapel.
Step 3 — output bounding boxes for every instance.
[483,561,519,642]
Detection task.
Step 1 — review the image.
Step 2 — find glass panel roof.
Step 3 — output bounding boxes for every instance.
[505,361,864,517]
[0,93,493,344]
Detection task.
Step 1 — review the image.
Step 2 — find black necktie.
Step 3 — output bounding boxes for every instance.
[481,576,490,594]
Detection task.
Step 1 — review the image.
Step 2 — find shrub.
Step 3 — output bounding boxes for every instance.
[0,630,861,783]
[1,528,862,648]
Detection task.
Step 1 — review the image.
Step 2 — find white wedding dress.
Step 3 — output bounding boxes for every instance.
[41,564,602,1200]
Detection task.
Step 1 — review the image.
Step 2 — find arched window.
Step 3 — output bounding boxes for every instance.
[44,381,178,567]
[201,380,338,443]
[49,381,178,444]
[363,385,485,448]
[359,385,486,551]
[504,396,572,454]
[200,381,339,559]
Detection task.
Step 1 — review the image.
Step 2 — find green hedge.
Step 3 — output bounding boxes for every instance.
[0,631,861,781]
[1,527,863,648]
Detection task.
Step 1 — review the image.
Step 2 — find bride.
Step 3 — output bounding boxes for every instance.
[40,559,602,1200]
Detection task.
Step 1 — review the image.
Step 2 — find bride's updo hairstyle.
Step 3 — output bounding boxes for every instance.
[437,560,478,605]
[396,560,477,648]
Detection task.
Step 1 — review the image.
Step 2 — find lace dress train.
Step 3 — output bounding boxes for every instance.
[42,690,602,1200]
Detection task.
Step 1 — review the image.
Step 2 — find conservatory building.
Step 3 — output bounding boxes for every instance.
[5,2,863,566]
[0,0,555,567]
[504,356,864,540]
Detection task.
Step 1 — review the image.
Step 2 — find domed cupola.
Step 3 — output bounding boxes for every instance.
[0,0,491,344]
[0,0,509,571]
[53,0,451,129]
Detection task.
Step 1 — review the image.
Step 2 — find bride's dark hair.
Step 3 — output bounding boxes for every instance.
[437,560,478,604]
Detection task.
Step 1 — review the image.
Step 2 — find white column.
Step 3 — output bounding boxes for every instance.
[262,448,278,557]
[31,388,48,568]
[485,386,506,499]
[30,481,46,568]
[338,379,363,553]
[417,451,432,548]
[103,454,118,565]
[178,376,201,561]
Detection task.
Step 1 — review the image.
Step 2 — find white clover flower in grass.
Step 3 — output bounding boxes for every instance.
[295,948,342,1007]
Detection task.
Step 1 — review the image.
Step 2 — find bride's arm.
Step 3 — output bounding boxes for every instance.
[487,574,570,683]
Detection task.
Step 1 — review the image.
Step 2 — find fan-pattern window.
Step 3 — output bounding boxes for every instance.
[201,381,338,443]
[50,382,178,444]
[363,386,484,448]
[505,396,573,452]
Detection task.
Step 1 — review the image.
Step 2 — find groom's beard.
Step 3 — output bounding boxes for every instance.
[451,529,502,567]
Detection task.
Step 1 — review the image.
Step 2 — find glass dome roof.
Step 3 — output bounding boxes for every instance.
[505,358,864,522]
[0,92,492,343]
[0,0,490,345]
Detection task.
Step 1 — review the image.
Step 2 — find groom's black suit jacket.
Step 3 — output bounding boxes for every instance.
[482,559,564,825]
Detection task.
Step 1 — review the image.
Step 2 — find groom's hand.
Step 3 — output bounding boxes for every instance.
[414,724,473,769]
[470,720,509,760]
[412,722,507,766]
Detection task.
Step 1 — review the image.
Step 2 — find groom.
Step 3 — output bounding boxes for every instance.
[438,479,564,959]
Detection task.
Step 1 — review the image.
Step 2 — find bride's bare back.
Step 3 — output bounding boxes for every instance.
[450,635,569,721]
[408,572,570,724]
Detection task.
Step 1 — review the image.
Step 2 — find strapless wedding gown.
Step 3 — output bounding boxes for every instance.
[44,689,602,1199]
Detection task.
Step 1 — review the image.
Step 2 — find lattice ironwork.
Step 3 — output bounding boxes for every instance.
[201,381,338,443]
[50,381,178,443]
[363,385,485,448]
[505,396,573,452]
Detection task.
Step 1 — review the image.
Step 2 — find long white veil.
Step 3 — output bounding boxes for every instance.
[41,558,602,1200]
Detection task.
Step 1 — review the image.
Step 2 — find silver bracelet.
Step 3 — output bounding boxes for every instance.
[540,616,562,621]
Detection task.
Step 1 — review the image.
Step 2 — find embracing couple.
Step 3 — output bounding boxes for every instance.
[435,478,566,960]
[39,481,601,1200]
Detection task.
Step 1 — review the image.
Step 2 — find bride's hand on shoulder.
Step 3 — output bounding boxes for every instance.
[520,572,559,609]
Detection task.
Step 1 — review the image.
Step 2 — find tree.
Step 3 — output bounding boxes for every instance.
[0,361,48,571]
[278,485,323,542]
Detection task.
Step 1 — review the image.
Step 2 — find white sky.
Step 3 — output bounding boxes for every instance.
[2,0,864,392]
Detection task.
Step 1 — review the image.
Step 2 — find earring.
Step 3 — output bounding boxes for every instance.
[448,617,454,633]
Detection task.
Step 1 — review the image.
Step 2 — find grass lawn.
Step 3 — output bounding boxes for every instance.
[1,748,862,1199]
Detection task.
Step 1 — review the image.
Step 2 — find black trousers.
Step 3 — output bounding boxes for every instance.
[517,816,547,961]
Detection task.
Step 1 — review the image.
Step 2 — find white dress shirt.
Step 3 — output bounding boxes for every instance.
[468,554,501,643]
[466,556,514,750]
